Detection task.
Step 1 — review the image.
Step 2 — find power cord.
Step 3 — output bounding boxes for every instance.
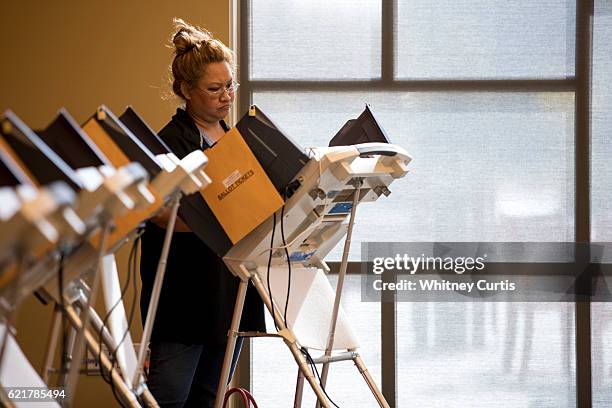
[300,347,340,408]
[56,249,69,388]
[278,186,339,407]
[107,232,140,407]
[96,236,135,381]
[280,188,292,327]
[96,229,143,407]
[260,180,340,407]
[266,212,279,332]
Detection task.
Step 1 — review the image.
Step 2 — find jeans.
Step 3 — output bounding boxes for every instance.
[147,338,243,408]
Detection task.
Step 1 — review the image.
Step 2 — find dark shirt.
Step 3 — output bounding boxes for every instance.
[139,108,265,345]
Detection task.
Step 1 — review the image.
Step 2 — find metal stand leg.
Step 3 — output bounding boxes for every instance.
[0,250,27,376]
[316,182,361,408]
[59,307,79,389]
[139,389,159,408]
[133,194,181,389]
[214,279,249,408]
[41,292,150,407]
[293,366,305,408]
[0,386,16,408]
[218,180,388,408]
[354,354,389,408]
[63,303,141,408]
[213,268,331,408]
[84,301,159,408]
[42,303,63,383]
[65,219,111,405]
[249,273,331,408]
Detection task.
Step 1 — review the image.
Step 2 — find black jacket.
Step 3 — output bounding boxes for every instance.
[139,108,266,345]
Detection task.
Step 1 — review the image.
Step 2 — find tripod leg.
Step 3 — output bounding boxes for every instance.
[214,279,248,408]
[65,220,112,405]
[140,388,160,408]
[0,386,16,408]
[0,251,27,376]
[42,304,63,383]
[353,354,390,408]
[134,194,180,389]
[317,182,361,408]
[293,366,305,408]
[283,338,331,408]
[249,273,331,408]
[85,301,159,408]
[63,303,142,407]
[59,304,79,389]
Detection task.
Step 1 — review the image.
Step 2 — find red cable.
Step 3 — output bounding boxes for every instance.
[223,387,258,408]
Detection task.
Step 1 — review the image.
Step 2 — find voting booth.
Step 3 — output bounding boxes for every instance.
[0,106,210,408]
[206,106,411,408]
[0,104,410,408]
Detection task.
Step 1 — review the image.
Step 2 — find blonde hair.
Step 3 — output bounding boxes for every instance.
[170,18,235,100]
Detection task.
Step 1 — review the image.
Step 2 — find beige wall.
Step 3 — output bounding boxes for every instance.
[0,0,230,131]
[1,1,230,407]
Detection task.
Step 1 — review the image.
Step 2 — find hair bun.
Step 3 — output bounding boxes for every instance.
[172,18,211,56]
[173,30,197,56]
[169,18,235,101]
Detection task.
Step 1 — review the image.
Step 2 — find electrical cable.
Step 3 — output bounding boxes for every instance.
[266,211,279,331]
[226,152,330,264]
[250,214,326,260]
[248,157,342,405]
[279,180,341,408]
[280,188,292,328]
[275,186,340,406]
[57,249,65,316]
[266,188,293,330]
[108,238,137,408]
[300,347,340,408]
[95,230,143,407]
[96,238,135,382]
[108,233,140,407]
[57,249,68,385]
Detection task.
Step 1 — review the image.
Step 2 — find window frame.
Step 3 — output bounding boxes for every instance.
[236,1,594,406]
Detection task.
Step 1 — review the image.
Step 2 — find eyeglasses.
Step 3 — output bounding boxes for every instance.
[196,80,240,98]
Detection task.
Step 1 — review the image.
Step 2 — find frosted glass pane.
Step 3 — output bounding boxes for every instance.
[253,91,575,260]
[591,0,612,243]
[396,0,576,79]
[591,2,612,407]
[250,0,381,79]
[252,276,381,406]
[397,302,575,407]
[593,301,612,407]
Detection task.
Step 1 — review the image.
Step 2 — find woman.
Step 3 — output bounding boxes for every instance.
[139,18,264,408]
